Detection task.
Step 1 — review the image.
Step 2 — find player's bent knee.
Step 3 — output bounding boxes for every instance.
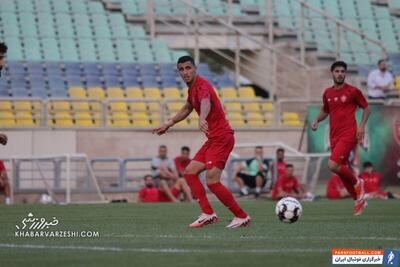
[328,160,340,172]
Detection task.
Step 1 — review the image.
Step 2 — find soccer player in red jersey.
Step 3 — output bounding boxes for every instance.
[137,175,160,203]
[326,174,349,200]
[0,42,8,146]
[276,148,287,177]
[153,56,250,228]
[0,160,11,204]
[271,164,303,200]
[311,61,370,215]
[174,146,191,178]
[359,162,398,199]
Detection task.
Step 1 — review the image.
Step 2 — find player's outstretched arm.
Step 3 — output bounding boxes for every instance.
[199,98,211,134]
[152,102,193,135]
[0,133,7,145]
[311,108,328,131]
[357,107,370,143]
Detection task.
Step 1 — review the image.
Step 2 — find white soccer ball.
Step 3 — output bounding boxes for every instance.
[40,193,53,204]
[275,197,302,223]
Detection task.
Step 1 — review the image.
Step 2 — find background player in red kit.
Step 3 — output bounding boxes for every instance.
[153,56,250,228]
[326,174,349,200]
[0,42,9,146]
[311,61,370,215]
[359,162,399,199]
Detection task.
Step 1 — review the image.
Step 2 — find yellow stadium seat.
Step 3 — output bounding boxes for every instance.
[126,87,143,98]
[51,101,71,111]
[182,89,188,99]
[110,112,131,127]
[148,102,161,111]
[395,76,400,90]
[107,87,125,98]
[0,101,13,111]
[129,101,147,111]
[282,112,300,121]
[75,112,94,127]
[239,86,256,98]
[163,87,181,99]
[187,113,198,127]
[283,120,304,127]
[260,102,274,111]
[166,101,183,111]
[144,87,161,99]
[242,102,260,112]
[220,87,238,99]
[69,87,87,98]
[15,112,36,126]
[224,102,242,111]
[132,112,150,127]
[109,101,128,112]
[0,112,16,126]
[72,101,90,111]
[149,112,161,125]
[227,112,245,127]
[246,112,265,126]
[176,119,189,128]
[54,112,74,127]
[14,101,32,111]
[32,101,42,112]
[88,87,106,99]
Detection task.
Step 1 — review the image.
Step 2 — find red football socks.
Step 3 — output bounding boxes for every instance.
[208,182,248,218]
[184,173,214,215]
[337,165,357,200]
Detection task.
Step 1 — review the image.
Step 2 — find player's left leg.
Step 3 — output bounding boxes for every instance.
[254,174,265,198]
[206,167,250,228]
[329,141,367,215]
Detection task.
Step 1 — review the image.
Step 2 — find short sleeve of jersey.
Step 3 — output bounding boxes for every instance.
[197,85,210,101]
[353,88,368,109]
[322,91,329,113]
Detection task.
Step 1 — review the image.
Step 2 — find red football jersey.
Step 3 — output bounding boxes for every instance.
[272,175,301,200]
[0,161,5,172]
[326,174,345,199]
[276,161,287,177]
[174,156,191,176]
[322,83,368,143]
[359,171,381,193]
[187,75,233,138]
[138,187,159,202]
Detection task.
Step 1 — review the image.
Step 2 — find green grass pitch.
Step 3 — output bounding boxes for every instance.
[0,199,399,267]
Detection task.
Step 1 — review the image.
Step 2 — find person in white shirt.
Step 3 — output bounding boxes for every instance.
[367,59,394,99]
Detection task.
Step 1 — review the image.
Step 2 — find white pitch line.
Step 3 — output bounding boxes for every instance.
[0,243,328,254]
[102,234,400,241]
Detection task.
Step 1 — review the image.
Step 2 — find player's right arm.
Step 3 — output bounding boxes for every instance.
[311,92,329,131]
[152,102,193,135]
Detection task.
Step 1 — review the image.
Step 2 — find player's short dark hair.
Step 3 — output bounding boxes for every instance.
[159,145,167,149]
[363,161,373,168]
[277,148,285,153]
[0,42,7,55]
[330,61,347,72]
[143,174,153,180]
[181,146,190,152]
[255,146,263,150]
[377,59,385,65]
[177,55,195,66]
[286,164,294,169]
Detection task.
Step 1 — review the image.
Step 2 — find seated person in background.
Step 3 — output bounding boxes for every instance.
[137,175,160,203]
[272,164,303,200]
[0,160,11,204]
[174,146,191,178]
[138,175,193,203]
[232,146,269,198]
[326,174,349,200]
[367,59,394,99]
[151,145,181,202]
[359,162,399,199]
